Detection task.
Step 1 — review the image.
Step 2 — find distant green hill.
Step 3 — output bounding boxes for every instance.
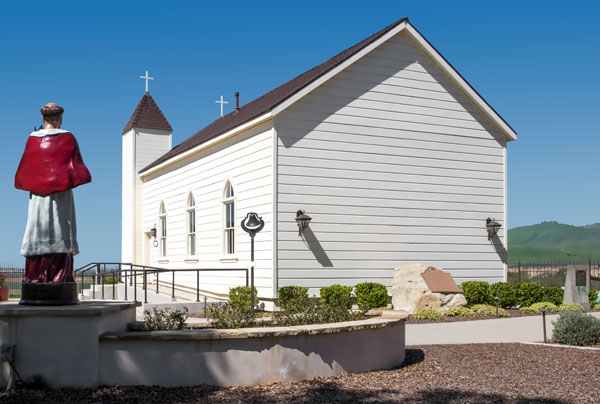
[508,221,600,263]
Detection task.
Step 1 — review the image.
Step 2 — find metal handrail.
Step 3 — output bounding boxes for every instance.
[74,262,248,304]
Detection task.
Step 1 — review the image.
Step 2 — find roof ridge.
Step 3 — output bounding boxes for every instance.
[141,17,409,172]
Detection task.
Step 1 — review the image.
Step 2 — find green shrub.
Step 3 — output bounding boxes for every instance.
[542,287,564,306]
[209,303,256,329]
[516,282,545,307]
[519,302,559,314]
[229,286,259,310]
[354,282,388,312]
[274,297,364,326]
[143,306,189,331]
[103,277,121,285]
[593,303,600,311]
[444,307,476,317]
[551,311,600,346]
[412,308,443,321]
[278,286,310,313]
[489,282,517,308]
[590,287,599,304]
[558,303,585,312]
[320,284,353,311]
[460,281,492,305]
[471,304,510,317]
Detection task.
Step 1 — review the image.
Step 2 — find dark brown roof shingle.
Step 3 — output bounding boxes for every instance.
[140,17,408,173]
[123,92,173,134]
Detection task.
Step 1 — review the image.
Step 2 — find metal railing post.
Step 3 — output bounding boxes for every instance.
[80,269,84,296]
[134,270,137,302]
[196,270,200,302]
[112,270,116,300]
[172,271,175,299]
[92,267,96,300]
[124,269,128,300]
[144,267,148,304]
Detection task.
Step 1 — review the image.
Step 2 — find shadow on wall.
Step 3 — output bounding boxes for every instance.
[491,234,507,264]
[302,227,333,267]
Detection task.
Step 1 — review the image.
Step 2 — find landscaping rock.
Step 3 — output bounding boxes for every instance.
[392,263,466,314]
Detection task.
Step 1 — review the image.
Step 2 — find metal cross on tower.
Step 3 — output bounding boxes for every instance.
[140,70,154,93]
[215,95,228,117]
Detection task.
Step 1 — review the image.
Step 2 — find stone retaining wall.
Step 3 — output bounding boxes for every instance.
[99,316,406,387]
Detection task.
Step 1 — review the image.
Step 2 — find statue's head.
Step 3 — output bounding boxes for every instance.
[41,103,64,128]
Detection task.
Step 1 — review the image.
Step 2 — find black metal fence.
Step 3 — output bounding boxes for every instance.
[0,263,25,297]
[508,259,600,289]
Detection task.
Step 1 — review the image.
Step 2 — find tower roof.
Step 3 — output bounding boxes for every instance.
[122,92,173,134]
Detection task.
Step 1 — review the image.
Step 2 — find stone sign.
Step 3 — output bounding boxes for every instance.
[422,267,461,293]
[575,270,587,287]
[391,263,466,314]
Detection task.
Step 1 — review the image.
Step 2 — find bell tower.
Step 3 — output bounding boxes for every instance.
[122,91,172,264]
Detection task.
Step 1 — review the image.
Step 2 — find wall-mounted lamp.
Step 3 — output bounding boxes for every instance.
[150,225,157,239]
[295,210,312,236]
[486,218,501,240]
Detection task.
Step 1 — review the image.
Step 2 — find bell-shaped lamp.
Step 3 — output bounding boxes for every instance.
[486,217,502,240]
[295,210,312,236]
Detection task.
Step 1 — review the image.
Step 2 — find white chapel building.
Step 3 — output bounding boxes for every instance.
[121,18,517,300]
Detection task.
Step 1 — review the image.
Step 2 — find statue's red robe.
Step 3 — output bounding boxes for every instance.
[15,131,91,283]
[15,132,91,195]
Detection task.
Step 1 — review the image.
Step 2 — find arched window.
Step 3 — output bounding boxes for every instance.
[223,182,235,255]
[187,193,196,257]
[159,202,167,258]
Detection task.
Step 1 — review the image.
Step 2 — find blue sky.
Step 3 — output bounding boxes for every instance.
[0,1,598,266]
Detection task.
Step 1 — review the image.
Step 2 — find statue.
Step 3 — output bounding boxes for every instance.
[14,103,91,304]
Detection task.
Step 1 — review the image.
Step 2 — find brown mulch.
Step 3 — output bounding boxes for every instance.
[1,343,598,403]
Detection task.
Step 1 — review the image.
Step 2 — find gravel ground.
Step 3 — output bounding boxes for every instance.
[1,343,598,404]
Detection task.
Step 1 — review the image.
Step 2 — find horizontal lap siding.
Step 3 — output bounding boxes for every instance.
[276,31,507,293]
[142,122,274,297]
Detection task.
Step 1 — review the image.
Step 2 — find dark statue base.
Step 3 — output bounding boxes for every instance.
[19,282,80,306]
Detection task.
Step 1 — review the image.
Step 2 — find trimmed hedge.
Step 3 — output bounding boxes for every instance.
[471,304,510,317]
[519,302,559,314]
[515,282,545,307]
[229,286,259,310]
[278,286,310,313]
[558,303,585,313]
[444,307,476,317]
[489,282,517,308]
[413,308,443,321]
[354,282,388,312]
[542,287,564,306]
[590,287,599,304]
[320,284,353,311]
[460,281,492,305]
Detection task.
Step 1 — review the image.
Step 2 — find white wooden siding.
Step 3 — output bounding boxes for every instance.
[121,131,134,263]
[276,30,507,293]
[142,121,274,297]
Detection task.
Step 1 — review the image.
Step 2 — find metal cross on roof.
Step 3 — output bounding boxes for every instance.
[140,70,154,93]
[215,95,229,117]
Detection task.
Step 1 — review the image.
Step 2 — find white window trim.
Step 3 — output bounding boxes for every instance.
[186,193,197,258]
[222,181,237,259]
[159,202,167,259]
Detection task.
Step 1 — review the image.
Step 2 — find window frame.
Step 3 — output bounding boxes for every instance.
[186,193,196,258]
[222,181,236,257]
[159,202,167,259]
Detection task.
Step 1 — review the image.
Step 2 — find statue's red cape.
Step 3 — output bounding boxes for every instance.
[15,132,92,195]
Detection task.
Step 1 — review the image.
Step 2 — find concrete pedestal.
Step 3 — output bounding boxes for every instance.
[563,265,591,310]
[0,301,139,388]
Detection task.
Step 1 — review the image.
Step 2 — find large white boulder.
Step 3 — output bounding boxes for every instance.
[391,263,466,314]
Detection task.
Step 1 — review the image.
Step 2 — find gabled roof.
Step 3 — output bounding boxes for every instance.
[123,92,173,134]
[140,17,516,175]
